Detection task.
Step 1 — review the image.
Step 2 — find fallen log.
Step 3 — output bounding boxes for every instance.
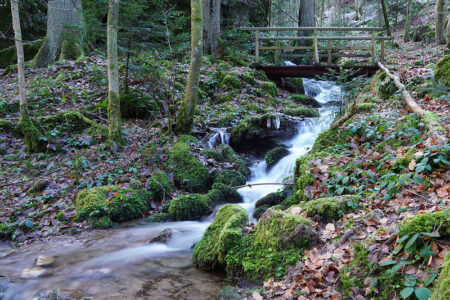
[377,62,447,143]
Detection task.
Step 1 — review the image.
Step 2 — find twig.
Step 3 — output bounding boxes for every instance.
[232,183,294,189]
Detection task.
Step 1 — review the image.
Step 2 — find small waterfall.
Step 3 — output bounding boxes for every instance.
[304,78,342,104]
[207,128,230,148]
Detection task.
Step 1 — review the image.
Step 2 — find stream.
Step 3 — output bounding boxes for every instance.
[0,79,341,300]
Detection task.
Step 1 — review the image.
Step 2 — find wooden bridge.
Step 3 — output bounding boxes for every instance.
[238,27,393,79]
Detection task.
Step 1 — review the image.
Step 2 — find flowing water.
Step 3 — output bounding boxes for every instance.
[0,80,341,300]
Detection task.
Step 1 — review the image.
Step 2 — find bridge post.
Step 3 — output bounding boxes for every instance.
[255,30,260,63]
[371,31,376,65]
[313,29,319,65]
[381,40,385,63]
[327,39,332,65]
[275,40,279,65]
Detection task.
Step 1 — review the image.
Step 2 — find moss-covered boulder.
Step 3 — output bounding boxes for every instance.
[76,186,151,226]
[434,55,450,87]
[146,213,172,223]
[0,39,43,68]
[255,191,285,208]
[261,81,278,97]
[205,183,243,206]
[214,169,246,187]
[168,194,211,221]
[265,146,289,168]
[221,74,242,90]
[398,211,450,238]
[292,94,321,108]
[167,141,212,193]
[119,90,160,119]
[432,252,450,300]
[192,204,248,270]
[282,107,319,118]
[148,171,173,202]
[300,195,361,221]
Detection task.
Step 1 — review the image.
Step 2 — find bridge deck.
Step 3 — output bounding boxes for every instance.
[253,65,379,80]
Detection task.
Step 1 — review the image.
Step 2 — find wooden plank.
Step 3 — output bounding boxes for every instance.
[239,27,385,31]
[255,30,260,63]
[259,36,393,41]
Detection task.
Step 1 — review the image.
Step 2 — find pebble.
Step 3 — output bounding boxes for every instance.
[35,255,55,268]
[21,267,47,279]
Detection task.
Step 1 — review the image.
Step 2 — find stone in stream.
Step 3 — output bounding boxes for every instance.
[20,266,47,279]
[147,228,173,244]
[34,288,92,300]
[35,255,55,267]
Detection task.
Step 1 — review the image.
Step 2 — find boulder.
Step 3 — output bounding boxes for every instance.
[147,229,173,244]
[168,194,211,221]
[265,147,289,168]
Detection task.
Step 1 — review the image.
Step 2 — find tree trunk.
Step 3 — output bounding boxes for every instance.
[320,0,325,26]
[355,0,366,21]
[404,0,412,42]
[175,0,203,134]
[298,0,315,46]
[107,0,122,142]
[11,0,45,152]
[436,0,447,45]
[202,0,220,56]
[380,0,392,36]
[446,16,450,48]
[32,0,84,68]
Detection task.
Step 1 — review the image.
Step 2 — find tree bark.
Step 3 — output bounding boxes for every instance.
[107,0,122,142]
[380,0,391,36]
[175,0,203,134]
[298,0,315,46]
[202,0,220,56]
[32,0,84,68]
[404,0,412,42]
[11,0,45,152]
[436,0,447,45]
[446,16,450,48]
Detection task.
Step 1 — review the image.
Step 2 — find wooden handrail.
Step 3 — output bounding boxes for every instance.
[239,27,385,31]
[259,36,393,41]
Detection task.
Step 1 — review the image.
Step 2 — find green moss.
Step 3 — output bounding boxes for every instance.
[31,37,50,68]
[167,141,212,193]
[391,147,415,170]
[0,222,18,240]
[119,90,160,119]
[168,194,211,221]
[255,191,285,209]
[339,243,371,298]
[221,75,242,90]
[265,147,289,168]
[204,149,224,161]
[220,145,250,177]
[312,127,354,151]
[378,77,397,100]
[261,81,278,97]
[0,39,43,68]
[294,152,329,202]
[356,103,377,113]
[422,111,446,135]
[252,205,271,220]
[193,204,248,270]
[291,94,320,107]
[300,195,361,221]
[432,252,450,300]
[374,138,404,152]
[91,216,113,229]
[282,107,319,118]
[206,183,243,206]
[146,213,172,223]
[75,186,151,223]
[214,170,246,187]
[398,211,450,238]
[216,286,240,300]
[59,39,83,61]
[241,72,255,85]
[148,171,173,202]
[16,116,47,153]
[230,119,256,147]
[434,55,450,87]
[0,120,13,133]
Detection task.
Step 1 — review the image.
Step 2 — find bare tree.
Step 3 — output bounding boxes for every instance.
[380,0,392,36]
[31,0,84,68]
[404,0,412,42]
[436,0,448,45]
[203,0,220,57]
[107,0,122,142]
[175,0,203,134]
[11,0,45,152]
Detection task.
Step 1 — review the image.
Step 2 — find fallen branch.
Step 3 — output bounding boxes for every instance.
[232,183,294,189]
[331,97,358,130]
[377,62,447,143]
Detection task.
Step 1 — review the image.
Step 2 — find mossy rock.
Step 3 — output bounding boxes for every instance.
[119,90,160,119]
[147,213,172,223]
[241,72,255,85]
[432,252,450,300]
[398,211,450,239]
[255,191,285,209]
[167,141,212,193]
[214,169,246,187]
[282,107,319,118]
[0,39,43,68]
[216,286,241,300]
[356,103,377,113]
[254,208,319,250]
[75,186,151,224]
[434,55,450,87]
[205,183,243,206]
[193,204,248,270]
[221,74,242,91]
[291,94,321,108]
[261,81,278,97]
[294,152,329,202]
[300,195,361,221]
[220,145,250,177]
[168,194,211,221]
[148,171,173,202]
[265,147,289,168]
[253,204,271,220]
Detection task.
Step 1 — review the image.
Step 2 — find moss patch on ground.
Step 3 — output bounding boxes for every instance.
[299,195,361,221]
[434,55,450,87]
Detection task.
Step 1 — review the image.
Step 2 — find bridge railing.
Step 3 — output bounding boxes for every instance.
[238,27,393,66]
